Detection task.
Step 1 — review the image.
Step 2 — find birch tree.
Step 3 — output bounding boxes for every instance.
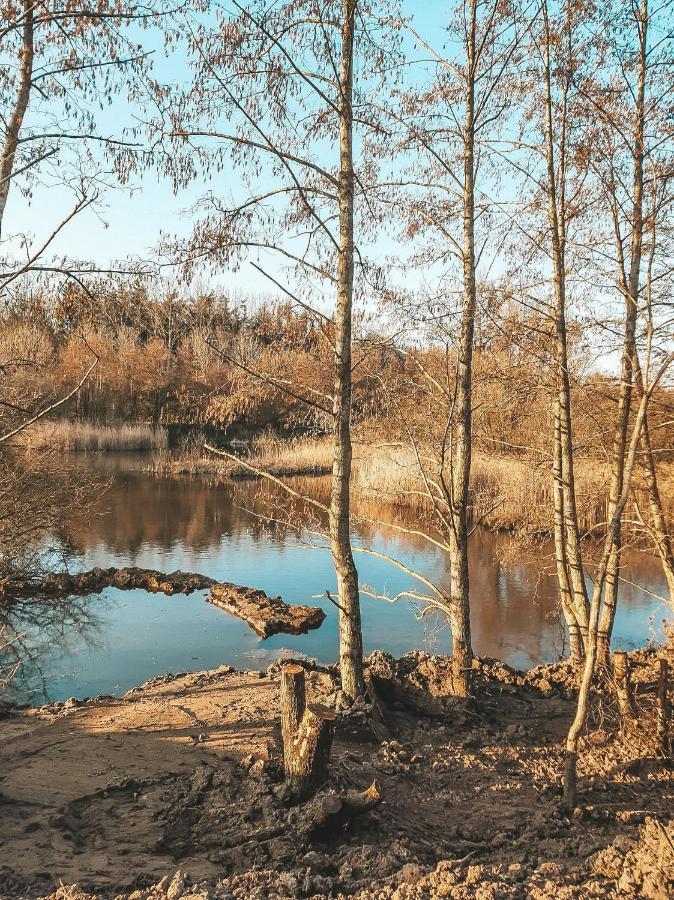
[157,0,399,699]
[369,0,523,695]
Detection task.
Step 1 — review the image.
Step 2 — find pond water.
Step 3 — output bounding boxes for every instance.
[3,455,671,704]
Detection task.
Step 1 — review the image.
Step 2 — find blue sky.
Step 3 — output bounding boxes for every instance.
[5,1,449,293]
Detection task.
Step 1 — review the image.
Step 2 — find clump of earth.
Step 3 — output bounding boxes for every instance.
[0,646,672,899]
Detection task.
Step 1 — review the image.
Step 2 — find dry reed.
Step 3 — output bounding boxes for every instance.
[352,444,612,534]
[20,420,168,452]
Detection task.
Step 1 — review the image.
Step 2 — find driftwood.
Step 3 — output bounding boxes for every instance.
[299,781,382,839]
[1,566,326,639]
[280,663,336,799]
[209,584,326,637]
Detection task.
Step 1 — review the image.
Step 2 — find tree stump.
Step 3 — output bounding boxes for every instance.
[279,663,337,800]
[657,658,670,754]
[613,651,633,722]
[280,664,306,774]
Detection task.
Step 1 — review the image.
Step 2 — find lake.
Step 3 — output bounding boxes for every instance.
[3,454,671,704]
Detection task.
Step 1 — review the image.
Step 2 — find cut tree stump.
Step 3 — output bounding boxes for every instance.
[280,663,337,800]
[299,781,383,839]
[281,664,307,774]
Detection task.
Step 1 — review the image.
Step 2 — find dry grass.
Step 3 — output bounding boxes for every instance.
[239,433,332,477]
[149,432,333,478]
[148,433,673,537]
[352,444,613,534]
[20,420,168,452]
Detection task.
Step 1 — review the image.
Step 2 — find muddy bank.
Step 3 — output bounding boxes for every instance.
[1,566,326,638]
[0,646,672,899]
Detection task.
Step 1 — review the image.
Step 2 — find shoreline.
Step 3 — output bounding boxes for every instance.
[0,646,672,899]
[17,422,674,537]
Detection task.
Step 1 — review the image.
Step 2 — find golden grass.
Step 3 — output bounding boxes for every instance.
[352,444,613,534]
[148,433,673,537]
[20,420,168,452]
[149,432,333,478]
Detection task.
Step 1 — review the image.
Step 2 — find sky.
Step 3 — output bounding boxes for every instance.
[4,1,448,294]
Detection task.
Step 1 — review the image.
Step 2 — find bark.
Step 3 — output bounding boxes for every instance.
[446,0,478,699]
[331,0,364,700]
[542,0,589,657]
[0,0,34,237]
[553,407,582,661]
[597,0,647,666]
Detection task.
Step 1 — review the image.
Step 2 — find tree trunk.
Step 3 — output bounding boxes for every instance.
[542,0,589,659]
[613,650,633,721]
[597,0,647,666]
[553,405,583,661]
[563,385,652,809]
[331,0,364,700]
[445,0,478,700]
[657,658,670,755]
[639,414,674,602]
[0,0,34,237]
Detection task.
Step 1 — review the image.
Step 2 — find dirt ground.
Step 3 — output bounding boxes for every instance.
[0,648,673,900]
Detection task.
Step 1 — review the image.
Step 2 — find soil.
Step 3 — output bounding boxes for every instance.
[0,646,672,900]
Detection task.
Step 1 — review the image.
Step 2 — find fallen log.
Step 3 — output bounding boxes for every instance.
[1,566,216,599]
[0,566,326,639]
[208,584,326,638]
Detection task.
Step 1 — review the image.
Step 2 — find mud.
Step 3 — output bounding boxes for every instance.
[0,647,672,899]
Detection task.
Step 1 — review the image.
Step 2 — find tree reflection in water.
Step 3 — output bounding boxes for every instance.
[0,455,670,704]
[1,593,103,704]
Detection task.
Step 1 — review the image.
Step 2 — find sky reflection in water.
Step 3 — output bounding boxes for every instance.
[3,455,671,704]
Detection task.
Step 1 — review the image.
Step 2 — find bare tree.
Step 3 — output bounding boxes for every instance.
[157,0,399,698]
[564,347,674,808]
[580,0,674,661]
[368,0,523,695]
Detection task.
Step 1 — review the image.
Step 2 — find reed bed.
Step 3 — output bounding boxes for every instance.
[149,432,333,478]
[20,420,168,452]
[148,433,672,537]
[352,444,612,534]
[239,433,333,477]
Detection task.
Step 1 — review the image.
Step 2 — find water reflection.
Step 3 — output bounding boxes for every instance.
[2,455,671,703]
